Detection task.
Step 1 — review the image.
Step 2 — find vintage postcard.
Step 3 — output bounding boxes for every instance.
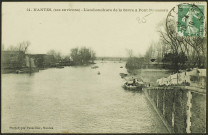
[1,1,207,133]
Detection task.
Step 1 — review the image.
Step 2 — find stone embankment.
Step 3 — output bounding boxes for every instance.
[144,85,205,133]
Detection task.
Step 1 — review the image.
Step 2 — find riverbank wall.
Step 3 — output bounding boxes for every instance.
[143,86,206,133]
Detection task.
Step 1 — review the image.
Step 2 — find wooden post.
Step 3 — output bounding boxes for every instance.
[156,90,159,107]
[186,91,192,133]
[163,90,166,116]
[172,90,176,129]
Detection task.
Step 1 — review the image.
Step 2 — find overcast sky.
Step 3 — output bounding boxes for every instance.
[2,2,185,57]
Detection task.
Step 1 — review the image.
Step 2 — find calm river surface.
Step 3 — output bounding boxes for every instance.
[2,61,168,133]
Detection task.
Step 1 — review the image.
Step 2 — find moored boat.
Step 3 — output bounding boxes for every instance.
[123,79,144,91]
[91,66,99,69]
[16,70,24,74]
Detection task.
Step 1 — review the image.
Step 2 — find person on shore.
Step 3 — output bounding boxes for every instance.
[133,79,136,86]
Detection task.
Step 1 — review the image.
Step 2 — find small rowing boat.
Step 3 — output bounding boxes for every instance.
[91,66,99,69]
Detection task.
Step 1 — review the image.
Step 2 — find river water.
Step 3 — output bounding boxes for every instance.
[2,61,168,133]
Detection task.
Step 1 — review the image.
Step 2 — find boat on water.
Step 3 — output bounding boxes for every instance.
[16,70,24,74]
[123,79,144,91]
[16,68,39,74]
[91,66,99,69]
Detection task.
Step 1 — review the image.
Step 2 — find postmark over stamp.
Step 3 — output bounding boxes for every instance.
[177,4,205,37]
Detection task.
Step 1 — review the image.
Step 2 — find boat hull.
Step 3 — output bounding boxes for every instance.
[123,83,143,91]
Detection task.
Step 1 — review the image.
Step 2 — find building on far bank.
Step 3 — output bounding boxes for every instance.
[2,51,40,73]
[2,51,26,69]
[2,51,56,73]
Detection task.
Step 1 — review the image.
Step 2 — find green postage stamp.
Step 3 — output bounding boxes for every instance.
[177,4,205,37]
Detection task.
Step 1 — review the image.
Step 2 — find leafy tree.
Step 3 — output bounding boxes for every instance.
[47,50,62,62]
[70,47,96,65]
[162,52,188,71]
[6,41,30,53]
[5,41,31,69]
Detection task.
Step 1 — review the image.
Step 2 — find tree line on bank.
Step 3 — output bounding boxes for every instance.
[3,42,96,66]
[126,20,207,71]
[46,47,96,65]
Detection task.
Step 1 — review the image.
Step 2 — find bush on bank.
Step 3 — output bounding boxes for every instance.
[125,57,145,70]
[70,47,96,65]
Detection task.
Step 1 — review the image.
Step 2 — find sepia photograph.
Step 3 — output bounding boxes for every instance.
[1,1,207,133]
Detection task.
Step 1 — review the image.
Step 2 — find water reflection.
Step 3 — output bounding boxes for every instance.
[2,61,168,133]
